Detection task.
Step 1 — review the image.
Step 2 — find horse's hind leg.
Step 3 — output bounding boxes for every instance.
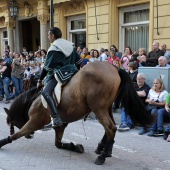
[95,133,107,155]
[54,123,84,153]
[94,108,117,165]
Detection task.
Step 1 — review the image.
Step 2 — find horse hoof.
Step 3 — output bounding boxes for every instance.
[94,155,106,165]
[105,152,112,157]
[75,144,84,153]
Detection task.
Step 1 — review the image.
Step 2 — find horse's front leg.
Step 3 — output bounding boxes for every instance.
[0,127,31,148]
[54,123,84,153]
[0,117,45,148]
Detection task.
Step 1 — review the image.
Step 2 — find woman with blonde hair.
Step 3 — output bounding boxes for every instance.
[139,78,168,136]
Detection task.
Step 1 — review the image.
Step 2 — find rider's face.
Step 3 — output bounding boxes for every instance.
[48,31,55,43]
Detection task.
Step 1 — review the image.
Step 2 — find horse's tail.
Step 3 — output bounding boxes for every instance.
[116,68,153,126]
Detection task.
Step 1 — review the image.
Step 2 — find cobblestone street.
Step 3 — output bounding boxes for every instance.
[0,102,170,170]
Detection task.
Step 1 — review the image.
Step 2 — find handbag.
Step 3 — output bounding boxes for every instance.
[146,104,158,111]
[146,92,163,111]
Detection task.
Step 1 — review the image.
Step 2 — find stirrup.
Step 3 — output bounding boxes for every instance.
[52,117,63,128]
[44,122,53,129]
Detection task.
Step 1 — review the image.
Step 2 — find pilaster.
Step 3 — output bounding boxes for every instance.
[37,0,50,50]
[37,14,50,25]
[4,17,15,52]
[149,0,154,51]
[109,0,119,49]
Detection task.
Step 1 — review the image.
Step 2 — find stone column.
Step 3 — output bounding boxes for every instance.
[37,14,49,50]
[5,21,15,52]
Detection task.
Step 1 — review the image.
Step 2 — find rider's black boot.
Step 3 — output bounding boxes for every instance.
[44,95,63,128]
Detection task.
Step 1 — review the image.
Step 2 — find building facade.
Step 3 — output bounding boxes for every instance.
[0,0,170,55]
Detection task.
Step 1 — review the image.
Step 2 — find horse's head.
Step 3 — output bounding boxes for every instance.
[4,107,28,129]
[3,88,40,130]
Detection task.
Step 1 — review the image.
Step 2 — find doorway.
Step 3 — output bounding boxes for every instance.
[21,18,40,52]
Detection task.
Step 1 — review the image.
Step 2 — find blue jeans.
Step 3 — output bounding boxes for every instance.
[2,77,11,99]
[121,108,134,128]
[11,75,23,97]
[0,81,3,97]
[165,124,170,132]
[150,108,170,131]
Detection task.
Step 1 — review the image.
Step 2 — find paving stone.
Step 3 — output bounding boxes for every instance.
[0,102,170,170]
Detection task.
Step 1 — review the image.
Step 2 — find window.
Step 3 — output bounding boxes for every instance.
[67,15,86,48]
[71,19,86,30]
[1,30,8,55]
[3,31,8,38]
[119,5,149,53]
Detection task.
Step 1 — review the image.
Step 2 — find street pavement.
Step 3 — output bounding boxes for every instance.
[0,100,170,170]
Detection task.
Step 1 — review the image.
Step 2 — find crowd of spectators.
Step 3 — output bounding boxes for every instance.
[77,41,170,142]
[0,45,45,103]
[1,41,170,142]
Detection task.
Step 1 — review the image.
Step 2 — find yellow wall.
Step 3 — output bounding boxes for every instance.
[86,0,110,50]
[10,0,39,19]
[1,0,170,53]
[153,0,170,50]
[54,0,152,51]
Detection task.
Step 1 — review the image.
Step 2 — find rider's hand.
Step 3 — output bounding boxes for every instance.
[37,80,42,89]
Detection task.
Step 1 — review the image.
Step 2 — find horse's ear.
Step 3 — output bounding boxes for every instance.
[4,108,11,116]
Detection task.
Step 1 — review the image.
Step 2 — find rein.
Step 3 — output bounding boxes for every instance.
[25,88,43,113]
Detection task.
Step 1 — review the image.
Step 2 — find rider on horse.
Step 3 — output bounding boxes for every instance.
[37,27,82,128]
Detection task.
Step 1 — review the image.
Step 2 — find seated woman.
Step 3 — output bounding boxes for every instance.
[30,61,42,79]
[106,50,120,64]
[89,49,99,62]
[120,46,132,71]
[139,79,168,136]
[113,59,124,69]
[110,45,122,59]
[137,48,148,67]
[34,50,43,67]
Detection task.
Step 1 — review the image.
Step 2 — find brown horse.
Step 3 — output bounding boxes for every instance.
[0,62,153,165]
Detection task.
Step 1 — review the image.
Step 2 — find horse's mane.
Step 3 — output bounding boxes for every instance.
[8,87,41,124]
